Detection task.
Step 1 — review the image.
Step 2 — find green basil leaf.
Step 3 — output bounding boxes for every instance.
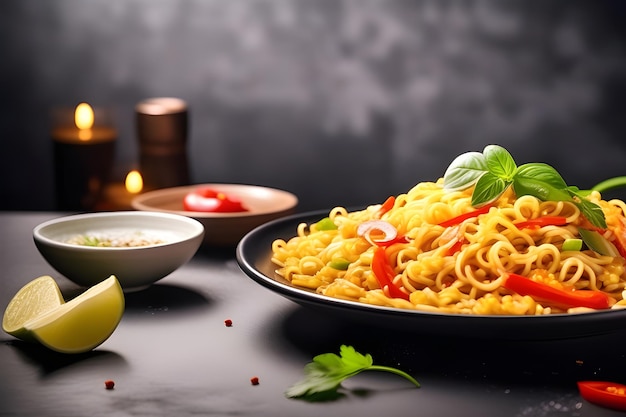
[443,151,488,191]
[471,172,510,207]
[567,185,592,197]
[483,145,517,180]
[512,163,571,201]
[442,147,607,232]
[566,187,606,229]
[574,198,607,229]
[513,177,571,202]
[515,163,568,189]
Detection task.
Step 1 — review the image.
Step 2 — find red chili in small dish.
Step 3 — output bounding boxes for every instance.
[183,188,248,213]
[578,381,626,411]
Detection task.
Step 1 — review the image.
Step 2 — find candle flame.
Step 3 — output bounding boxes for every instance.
[75,103,94,141]
[75,103,94,129]
[125,170,143,194]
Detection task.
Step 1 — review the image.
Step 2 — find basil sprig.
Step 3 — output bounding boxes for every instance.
[443,145,606,229]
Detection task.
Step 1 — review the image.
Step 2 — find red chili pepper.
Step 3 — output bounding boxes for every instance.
[183,188,248,213]
[371,247,409,300]
[578,381,626,411]
[446,238,466,256]
[514,216,568,230]
[502,272,610,310]
[438,205,492,228]
[375,196,396,219]
[378,235,410,247]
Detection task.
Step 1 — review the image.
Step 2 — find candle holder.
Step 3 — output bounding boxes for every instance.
[51,104,117,211]
[135,97,190,191]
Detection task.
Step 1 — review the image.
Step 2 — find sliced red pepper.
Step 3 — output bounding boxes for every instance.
[446,238,466,256]
[438,224,465,256]
[371,247,409,300]
[502,272,610,310]
[514,216,568,230]
[438,205,492,228]
[578,381,626,411]
[378,235,409,247]
[375,196,395,219]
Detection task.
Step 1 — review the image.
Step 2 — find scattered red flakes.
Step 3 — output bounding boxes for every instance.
[250,376,260,385]
[224,319,233,327]
[104,380,115,390]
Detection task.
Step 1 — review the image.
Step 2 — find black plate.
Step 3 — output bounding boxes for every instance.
[236,210,626,340]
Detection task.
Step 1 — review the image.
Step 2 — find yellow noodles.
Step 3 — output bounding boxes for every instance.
[271,179,626,315]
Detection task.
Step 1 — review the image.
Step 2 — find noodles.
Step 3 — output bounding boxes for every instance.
[271,179,626,315]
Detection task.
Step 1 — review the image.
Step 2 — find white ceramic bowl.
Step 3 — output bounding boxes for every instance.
[33,211,204,292]
[131,184,298,247]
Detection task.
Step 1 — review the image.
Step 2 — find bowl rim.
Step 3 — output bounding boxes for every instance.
[131,183,299,219]
[33,211,205,251]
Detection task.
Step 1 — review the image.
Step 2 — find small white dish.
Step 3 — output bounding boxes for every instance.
[33,211,204,292]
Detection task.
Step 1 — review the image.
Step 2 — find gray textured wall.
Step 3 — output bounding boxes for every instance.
[2,0,626,212]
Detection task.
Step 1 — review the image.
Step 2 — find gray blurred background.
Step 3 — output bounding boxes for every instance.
[1,0,626,213]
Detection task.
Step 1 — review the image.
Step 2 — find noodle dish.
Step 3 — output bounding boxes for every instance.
[270,145,626,316]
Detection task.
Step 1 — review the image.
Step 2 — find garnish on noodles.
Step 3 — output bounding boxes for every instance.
[271,145,626,315]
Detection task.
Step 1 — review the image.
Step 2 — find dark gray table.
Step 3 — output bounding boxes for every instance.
[1,212,625,417]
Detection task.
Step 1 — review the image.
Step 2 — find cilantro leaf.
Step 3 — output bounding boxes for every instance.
[285,345,420,400]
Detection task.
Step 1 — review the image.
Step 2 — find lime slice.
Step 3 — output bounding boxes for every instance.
[3,275,125,354]
[2,275,65,343]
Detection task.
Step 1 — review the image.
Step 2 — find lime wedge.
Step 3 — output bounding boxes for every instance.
[2,275,65,343]
[3,275,125,354]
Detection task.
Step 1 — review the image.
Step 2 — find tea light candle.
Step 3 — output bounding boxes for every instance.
[100,170,144,211]
[52,103,117,144]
